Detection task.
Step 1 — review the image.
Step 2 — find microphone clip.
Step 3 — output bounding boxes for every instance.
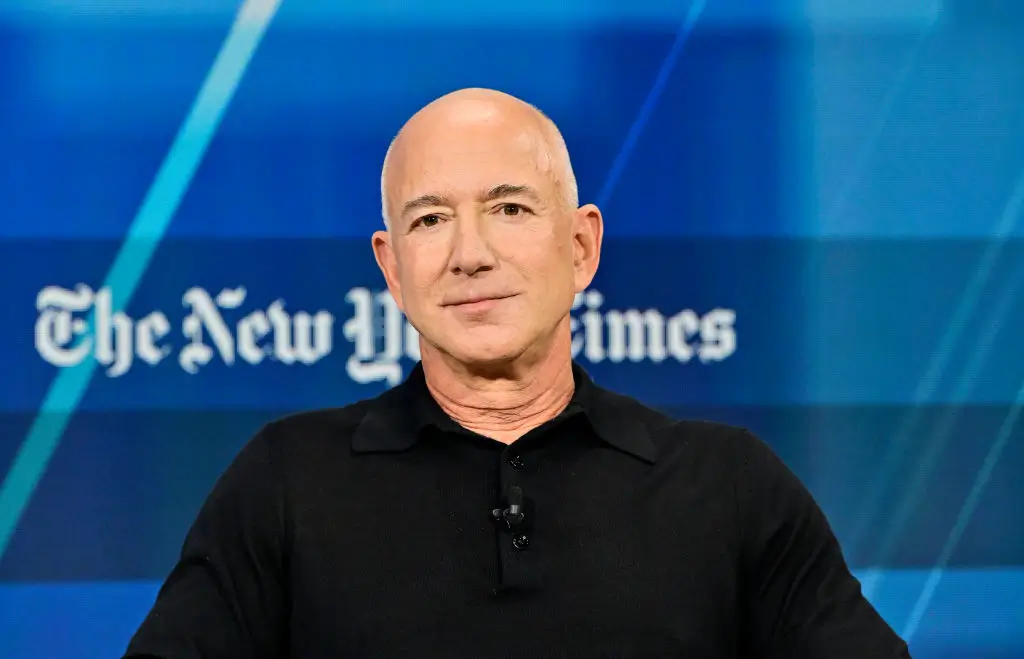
[491,485,528,530]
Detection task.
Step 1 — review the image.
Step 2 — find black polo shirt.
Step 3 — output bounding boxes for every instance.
[124,362,910,658]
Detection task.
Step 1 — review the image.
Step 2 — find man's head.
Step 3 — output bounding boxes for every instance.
[372,88,603,371]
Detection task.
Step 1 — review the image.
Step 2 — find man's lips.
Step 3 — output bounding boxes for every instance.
[442,293,517,307]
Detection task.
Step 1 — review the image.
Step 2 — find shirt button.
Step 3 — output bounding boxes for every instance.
[507,454,525,471]
[512,534,530,551]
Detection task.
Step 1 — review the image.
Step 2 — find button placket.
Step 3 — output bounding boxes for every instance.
[495,448,539,590]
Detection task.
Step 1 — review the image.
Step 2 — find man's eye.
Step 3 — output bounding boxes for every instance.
[415,215,441,229]
[501,204,526,216]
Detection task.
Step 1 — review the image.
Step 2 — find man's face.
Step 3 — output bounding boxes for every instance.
[373,115,601,367]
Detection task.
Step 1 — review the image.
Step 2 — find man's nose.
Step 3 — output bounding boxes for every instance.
[449,215,497,276]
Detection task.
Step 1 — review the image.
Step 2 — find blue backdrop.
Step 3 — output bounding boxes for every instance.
[2,0,1023,657]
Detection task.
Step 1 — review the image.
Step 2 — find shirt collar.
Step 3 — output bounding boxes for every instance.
[351,361,657,463]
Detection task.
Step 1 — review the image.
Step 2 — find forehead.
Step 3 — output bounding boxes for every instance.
[389,121,556,200]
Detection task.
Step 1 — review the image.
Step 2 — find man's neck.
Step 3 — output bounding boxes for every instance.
[421,336,575,445]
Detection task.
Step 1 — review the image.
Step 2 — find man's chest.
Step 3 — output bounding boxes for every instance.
[286,453,742,657]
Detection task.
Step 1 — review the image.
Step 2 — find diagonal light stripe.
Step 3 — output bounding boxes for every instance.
[595,0,706,207]
[861,240,1024,599]
[821,15,938,573]
[856,166,1024,597]
[0,0,283,560]
[901,374,1024,642]
[825,24,935,225]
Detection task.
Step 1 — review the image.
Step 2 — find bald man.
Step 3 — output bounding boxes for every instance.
[124,89,911,659]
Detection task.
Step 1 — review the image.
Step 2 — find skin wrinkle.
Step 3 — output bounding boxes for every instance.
[371,88,603,444]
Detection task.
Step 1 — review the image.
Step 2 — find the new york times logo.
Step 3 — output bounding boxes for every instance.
[35,285,736,384]
[34,284,333,378]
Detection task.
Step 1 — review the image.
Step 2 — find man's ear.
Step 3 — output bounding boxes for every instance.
[372,229,404,313]
[572,204,603,292]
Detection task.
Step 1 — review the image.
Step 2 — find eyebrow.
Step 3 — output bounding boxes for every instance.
[402,194,448,216]
[401,184,543,217]
[481,183,541,203]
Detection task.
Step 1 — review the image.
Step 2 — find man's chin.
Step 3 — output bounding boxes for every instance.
[437,336,528,368]
[449,346,522,367]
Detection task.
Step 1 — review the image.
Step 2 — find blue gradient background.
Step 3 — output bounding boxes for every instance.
[2,1,1024,657]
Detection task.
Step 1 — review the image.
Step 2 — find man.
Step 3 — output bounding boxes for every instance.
[124,88,910,658]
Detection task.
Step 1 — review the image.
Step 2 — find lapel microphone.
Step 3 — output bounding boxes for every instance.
[491,485,526,528]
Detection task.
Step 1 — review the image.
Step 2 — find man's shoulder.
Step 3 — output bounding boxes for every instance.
[589,384,769,460]
[253,394,385,453]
